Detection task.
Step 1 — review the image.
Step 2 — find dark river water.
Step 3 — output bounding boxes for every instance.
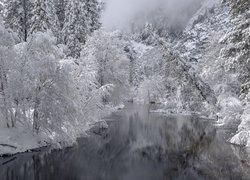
[1,104,250,180]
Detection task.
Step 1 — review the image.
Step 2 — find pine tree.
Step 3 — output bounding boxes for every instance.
[86,0,101,32]
[30,0,60,35]
[63,0,101,57]
[4,0,33,42]
[53,0,67,43]
[63,0,89,57]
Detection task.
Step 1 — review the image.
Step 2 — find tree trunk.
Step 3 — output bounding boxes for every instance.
[0,65,11,128]
[22,0,28,42]
[33,86,41,134]
[33,99,40,134]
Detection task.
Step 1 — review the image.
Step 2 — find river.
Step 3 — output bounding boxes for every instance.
[0,104,250,180]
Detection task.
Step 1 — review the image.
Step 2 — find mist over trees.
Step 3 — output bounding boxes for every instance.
[102,0,204,37]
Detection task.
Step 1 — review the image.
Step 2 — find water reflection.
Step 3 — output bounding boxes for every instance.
[0,104,250,180]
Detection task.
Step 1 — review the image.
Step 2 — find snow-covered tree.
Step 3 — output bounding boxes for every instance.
[0,22,18,128]
[81,30,130,105]
[30,0,59,35]
[69,57,114,122]
[0,21,113,143]
[19,32,78,136]
[63,0,89,57]
[4,0,33,41]
[137,75,165,104]
[54,0,67,43]
[86,0,101,32]
[63,0,101,57]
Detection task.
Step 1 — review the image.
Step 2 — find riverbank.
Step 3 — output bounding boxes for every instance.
[0,125,48,156]
[0,104,121,157]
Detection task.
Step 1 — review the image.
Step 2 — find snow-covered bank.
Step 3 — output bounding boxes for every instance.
[149,108,217,120]
[0,126,46,156]
[0,103,121,156]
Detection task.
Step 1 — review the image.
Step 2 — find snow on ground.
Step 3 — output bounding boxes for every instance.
[230,107,250,147]
[230,131,250,147]
[0,125,47,156]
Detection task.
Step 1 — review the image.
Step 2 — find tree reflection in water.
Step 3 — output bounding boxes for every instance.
[0,105,250,180]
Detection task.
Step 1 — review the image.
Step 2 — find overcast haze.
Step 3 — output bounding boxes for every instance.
[102,0,204,30]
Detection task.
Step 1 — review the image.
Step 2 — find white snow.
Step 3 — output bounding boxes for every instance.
[230,131,250,147]
[230,107,250,147]
[131,40,153,58]
[0,125,47,155]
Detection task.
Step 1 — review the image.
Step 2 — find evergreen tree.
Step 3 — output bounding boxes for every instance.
[63,0,89,57]
[4,0,33,41]
[86,0,101,32]
[63,0,101,57]
[54,0,67,43]
[30,0,60,35]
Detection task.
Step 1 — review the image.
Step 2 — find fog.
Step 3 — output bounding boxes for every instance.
[102,0,204,31]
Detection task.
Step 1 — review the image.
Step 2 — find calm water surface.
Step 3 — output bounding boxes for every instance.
[1,104,250,180]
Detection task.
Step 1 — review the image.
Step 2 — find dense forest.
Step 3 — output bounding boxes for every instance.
[0,0,250,155]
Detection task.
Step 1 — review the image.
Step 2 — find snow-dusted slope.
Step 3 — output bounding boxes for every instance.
[175,0,232,64]
[173,1,242,126]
